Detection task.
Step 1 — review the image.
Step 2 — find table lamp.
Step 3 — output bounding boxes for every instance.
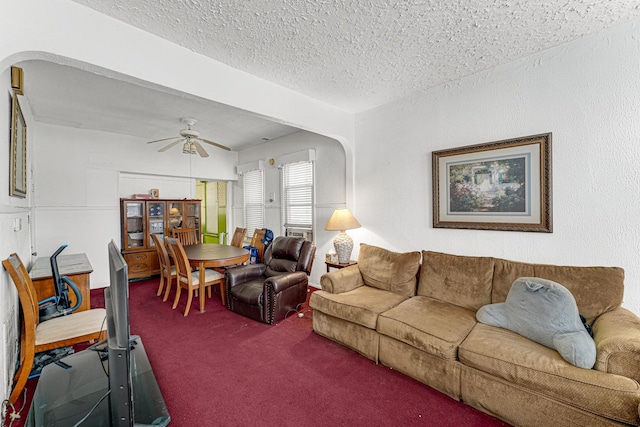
[325,208,361,264]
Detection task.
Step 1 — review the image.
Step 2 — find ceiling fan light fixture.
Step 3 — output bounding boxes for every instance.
[147,118,231,157]
[182,141,192,154]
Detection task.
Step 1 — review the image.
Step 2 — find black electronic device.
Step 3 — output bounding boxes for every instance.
[106,239,134,426]
[38,244,83,321]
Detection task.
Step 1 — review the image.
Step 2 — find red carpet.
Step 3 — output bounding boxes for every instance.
[8,279,509,426]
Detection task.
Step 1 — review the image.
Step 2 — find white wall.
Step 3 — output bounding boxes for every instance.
[0,69,33,402]
[236,131,346,286]
[354,19,640,314]
[33,123,238,288]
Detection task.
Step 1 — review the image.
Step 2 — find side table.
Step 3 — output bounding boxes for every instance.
[325,260,357,273]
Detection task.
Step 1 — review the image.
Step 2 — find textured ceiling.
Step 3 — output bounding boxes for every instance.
[70,0,640,113]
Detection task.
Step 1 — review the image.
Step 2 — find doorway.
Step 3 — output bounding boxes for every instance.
[196,181,227,244]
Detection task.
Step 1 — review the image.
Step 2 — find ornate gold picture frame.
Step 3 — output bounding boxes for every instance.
[432,133,552,232]
[10,92,27,198]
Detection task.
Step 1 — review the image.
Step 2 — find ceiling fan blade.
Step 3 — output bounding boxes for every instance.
[192,140,210,158]
[147,136,177,144]
[199,138,231,151]
[158,139,182,152]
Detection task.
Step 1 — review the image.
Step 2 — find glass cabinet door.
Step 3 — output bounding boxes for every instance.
[147,201,165,247]
[123,201,145,250]
[184,202,201,238]
[167,202,184,235]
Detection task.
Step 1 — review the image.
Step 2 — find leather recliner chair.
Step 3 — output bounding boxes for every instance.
[225,236,316,324]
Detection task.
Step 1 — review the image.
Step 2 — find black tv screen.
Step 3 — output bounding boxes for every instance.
[106,239,133,426]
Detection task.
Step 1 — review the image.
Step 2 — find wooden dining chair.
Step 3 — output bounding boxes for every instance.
[250,228,267,263]
[229,227,247,247]
[2,254,107,403]
[150,234,177,302]
[165,237,225,316]
[211,227,248,274]
[171,227,199,245]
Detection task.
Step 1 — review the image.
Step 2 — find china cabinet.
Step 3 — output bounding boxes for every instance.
[120,198,201,279]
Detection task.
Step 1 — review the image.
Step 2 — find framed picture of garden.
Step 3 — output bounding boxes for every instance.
[10,91,27,198]
[432,133,552,232]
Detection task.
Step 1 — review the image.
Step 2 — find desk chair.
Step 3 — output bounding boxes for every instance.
[171,227,199,245]
[2,254,106,403]
[150,234,177,302]
[229,227,247,247]
[165,237,225,316]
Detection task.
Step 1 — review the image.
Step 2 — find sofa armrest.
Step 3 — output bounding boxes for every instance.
[225,264,267,288]
[319,265,364,294]
[266,271,308,293]
[592,307,640,382]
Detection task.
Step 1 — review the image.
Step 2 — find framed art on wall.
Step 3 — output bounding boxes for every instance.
[11,66,23,95]
[10,92,27,198]
[432,133,552,232]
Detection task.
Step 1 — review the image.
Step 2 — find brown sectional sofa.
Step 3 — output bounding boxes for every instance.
[309,244,640,426]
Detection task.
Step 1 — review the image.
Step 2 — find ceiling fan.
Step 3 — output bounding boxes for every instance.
[146,118,231,158]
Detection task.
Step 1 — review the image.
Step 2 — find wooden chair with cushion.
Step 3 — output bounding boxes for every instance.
[214,227,248,273]
[150,234,177,302]
[2,254,107,403]
[171,227,199,246]
[229,227,247,248]
[165,237,225,316]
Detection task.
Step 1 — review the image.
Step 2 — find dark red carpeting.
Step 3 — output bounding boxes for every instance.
[7,279,509,426]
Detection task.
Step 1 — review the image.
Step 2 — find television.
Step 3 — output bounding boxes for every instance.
[105,239,133,426]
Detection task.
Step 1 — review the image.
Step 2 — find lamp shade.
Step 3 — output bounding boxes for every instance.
[325,208,361,231]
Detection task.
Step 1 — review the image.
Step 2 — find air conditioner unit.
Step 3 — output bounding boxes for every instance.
[285,228,313,241]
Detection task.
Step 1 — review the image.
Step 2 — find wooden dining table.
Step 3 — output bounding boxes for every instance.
[182,243,250,312]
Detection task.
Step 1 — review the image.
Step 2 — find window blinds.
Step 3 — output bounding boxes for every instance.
[243,169,264,238]
[282,161,313,229]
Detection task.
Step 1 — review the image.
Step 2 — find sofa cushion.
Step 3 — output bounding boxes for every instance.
[477,277,596,369]
[492,258,624,322]
[357,244,421,298]
[491,258,535,303]
[418,251,494,311]
[459,323,640,425]
[534,264,624,323]
[310,287,407,329]
[378,296,477,361]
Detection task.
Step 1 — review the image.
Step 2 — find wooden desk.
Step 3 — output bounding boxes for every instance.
[325,260,357,273]
[182,244,249,312]
[29,253,92,312]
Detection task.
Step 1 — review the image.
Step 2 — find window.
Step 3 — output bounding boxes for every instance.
[243,169,264,239]
[282,161,313,231]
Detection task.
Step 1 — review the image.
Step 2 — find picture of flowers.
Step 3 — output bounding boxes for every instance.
[448,156,527,213]
[432,133,552,232]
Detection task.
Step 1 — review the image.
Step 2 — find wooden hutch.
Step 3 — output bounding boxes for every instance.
[120,198,201,279]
